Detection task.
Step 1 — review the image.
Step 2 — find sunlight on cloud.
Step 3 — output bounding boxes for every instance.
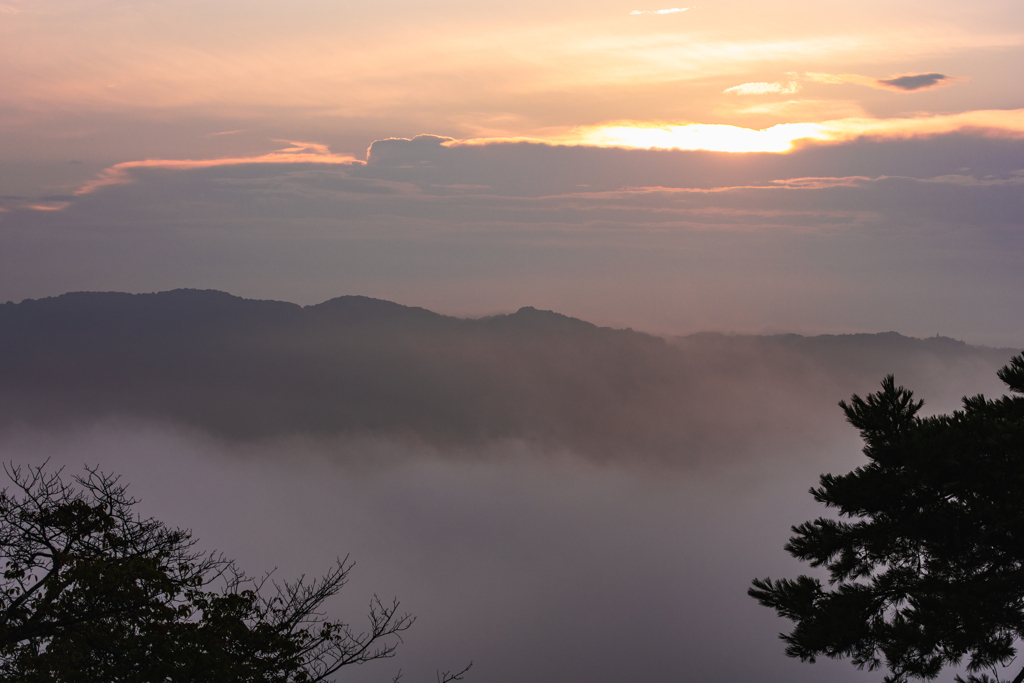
[55,107,1024,212]
[732,99,866,120]
[565,122,826,153]
[61,109,1024,204]
[724,77,800,95]
[818,109,1024,139]
[25,202,71,211]
[558,109,1024,153]
[76,141,360,195]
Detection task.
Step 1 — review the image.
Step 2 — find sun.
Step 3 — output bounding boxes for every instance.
[556,110,1024,154]
[563,122,831,153]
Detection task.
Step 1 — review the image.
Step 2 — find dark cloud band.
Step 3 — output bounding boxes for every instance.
[877,73,950,91]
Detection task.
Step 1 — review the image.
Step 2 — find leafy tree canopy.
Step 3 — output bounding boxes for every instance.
[751,353,1024,683]
[0,462,470,683]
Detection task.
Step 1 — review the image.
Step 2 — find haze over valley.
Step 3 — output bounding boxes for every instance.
[1,289,1018,683]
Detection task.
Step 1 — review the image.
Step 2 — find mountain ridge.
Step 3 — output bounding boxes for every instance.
[4,289,1010,350]
[0,289,1018,462]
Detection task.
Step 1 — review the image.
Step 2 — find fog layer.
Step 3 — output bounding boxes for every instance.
[1,289,1015,466]
[0,291,1018,683]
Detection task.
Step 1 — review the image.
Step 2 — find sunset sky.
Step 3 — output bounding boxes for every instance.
[3,3,1024,683]
[2,0,1023,343]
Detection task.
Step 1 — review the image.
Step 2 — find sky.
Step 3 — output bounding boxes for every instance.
[2,1,1024,682]
[1,0,1023,343]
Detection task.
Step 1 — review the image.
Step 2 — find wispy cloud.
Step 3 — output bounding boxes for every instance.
[723,75,800,95]
[630,7,691,14]
[1,195,73,213]
[24,202,71,211]
[76,141,360,196]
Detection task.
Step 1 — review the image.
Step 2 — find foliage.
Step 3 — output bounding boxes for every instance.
[750,353,1024,683]
[0,462,470,683]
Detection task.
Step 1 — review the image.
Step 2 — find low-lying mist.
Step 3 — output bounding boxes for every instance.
[0,289,1015,467]
[0,289,1019,683]
[0,420,981,683]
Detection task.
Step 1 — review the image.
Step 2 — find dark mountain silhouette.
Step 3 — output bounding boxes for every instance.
[0,289,1017,462]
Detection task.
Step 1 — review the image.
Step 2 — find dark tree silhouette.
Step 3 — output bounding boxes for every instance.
[751,353,1024,683]
[0,462,471,683]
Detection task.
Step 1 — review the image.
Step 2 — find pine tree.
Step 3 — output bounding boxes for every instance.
[751,353,1024,683]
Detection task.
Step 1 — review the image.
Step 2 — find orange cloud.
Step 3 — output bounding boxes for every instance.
[77,141,361,195]
[25,203,71,211]
[550,109,1024,153]
[723,74,801,96]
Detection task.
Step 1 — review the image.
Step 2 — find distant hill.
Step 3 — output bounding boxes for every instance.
[0,290,1017,462]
